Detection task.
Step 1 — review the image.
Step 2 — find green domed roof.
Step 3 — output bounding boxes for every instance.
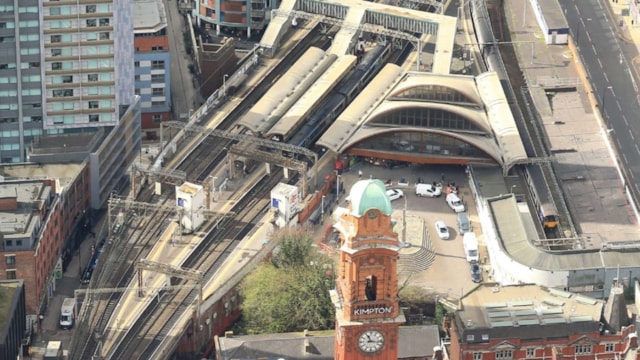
[349,179,393,217]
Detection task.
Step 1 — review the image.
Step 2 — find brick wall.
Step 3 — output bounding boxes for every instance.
[134,35,169,52]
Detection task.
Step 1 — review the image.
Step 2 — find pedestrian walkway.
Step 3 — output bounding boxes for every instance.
[30,212,109,358]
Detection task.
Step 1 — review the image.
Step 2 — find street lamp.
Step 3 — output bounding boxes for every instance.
[602,85,613,116]
[335,171,341,201]
[223,74,229,96]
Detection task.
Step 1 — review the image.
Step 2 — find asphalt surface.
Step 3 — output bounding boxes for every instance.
[560,0,640,199]
[163,0,201,120]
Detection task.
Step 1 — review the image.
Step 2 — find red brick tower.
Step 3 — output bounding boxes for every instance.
[332,179,405,359]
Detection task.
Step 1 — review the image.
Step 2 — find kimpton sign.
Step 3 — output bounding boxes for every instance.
[354,305,393,316]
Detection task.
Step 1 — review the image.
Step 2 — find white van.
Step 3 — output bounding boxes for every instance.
[446,193,465,213]
[416,183,442,197]
[463,232,479,263]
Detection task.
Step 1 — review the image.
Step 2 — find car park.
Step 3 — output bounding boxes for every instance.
[434,220,450,240]
[457,212,471,234]
[470,261,482,283]
[386,189,404,201]
[416,183,442,197]
[446,193,465,213]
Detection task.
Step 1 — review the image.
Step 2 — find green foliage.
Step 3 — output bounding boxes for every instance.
[238,230,336,334]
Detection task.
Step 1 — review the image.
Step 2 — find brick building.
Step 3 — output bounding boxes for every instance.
[133,0,171,140]
[447,283,639,360]
[0,163,90,321]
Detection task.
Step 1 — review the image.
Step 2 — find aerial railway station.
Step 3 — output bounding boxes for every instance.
[68,0,640,359]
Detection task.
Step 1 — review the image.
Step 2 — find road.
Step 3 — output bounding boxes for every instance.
[163,0,200,120]
[560,0,640,198]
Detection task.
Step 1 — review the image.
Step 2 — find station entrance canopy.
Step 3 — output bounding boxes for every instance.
[261,0,456,73]
[317,68,528,176]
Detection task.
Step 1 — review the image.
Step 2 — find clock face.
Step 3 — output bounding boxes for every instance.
[358,330,384,353]
[368,210,377,219]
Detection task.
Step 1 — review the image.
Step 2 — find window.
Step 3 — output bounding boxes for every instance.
[574,345,592,354]
[99,18,109,26]
[89,114,99,122]
[19,7,38,13]
[526,348,535,358]
[495,350,513,360]
[152,101,165,106]
[5,255,15,265]
[151,74,165,83]
[134,75,140,81]
[473,353,482,360]
[152,115,162,123]
[152,88,165,96]
[5,240,12,247]
[605,343,615,352]
[0,22,14,29]
[20,48,39,55]
[22,88,41,96]
[466,335,474,342]
[99,32,109,40]
[51,35,61,43]
[88,74,98,82]
[20,34,39,41]
[88,101,99,109]
[52,62,62,70]
[53,89,73,97]
[152,46,164,51]
[61,75,72,83]
[0,5,14,12]
[16,240,22,247]
[0,63,16,69]
[134,61,140,67]
[86,19,96,27]
[86,5,96,13]
[50,7,61,15]
[151,60,164,70]
[6,270,16,279]
[19,20,38,28]
[0,36,15,43]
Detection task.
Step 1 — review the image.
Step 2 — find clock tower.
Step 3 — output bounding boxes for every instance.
[331,179,405,359]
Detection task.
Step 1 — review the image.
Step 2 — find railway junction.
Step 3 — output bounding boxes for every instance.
[64,0,640,359]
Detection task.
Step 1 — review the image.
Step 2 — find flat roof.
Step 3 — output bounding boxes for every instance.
[0,163,85,190]
[133,0,167,33]
[0,280,21,333]
[458,283,602,332]
[537,0,569,30]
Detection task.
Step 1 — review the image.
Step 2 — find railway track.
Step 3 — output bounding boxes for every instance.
[69,206,175,360]
[75,26,394,360]
[108,172,281,359]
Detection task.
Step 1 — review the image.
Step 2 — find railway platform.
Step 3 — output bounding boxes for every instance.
[503,0,639,245]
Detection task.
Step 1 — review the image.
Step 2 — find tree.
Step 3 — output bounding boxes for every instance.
[238,230,336,334]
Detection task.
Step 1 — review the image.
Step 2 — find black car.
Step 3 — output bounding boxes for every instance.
[470,261,483,283]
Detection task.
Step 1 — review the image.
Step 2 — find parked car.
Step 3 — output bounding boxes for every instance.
[434,220,450,240]
[386,189,404,201]
[470,261,483,283]
[416,183,442,198]
[446,193,465,213]
[457,212,471,234]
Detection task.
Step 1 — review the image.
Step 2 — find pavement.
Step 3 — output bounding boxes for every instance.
[29,213,109,359]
